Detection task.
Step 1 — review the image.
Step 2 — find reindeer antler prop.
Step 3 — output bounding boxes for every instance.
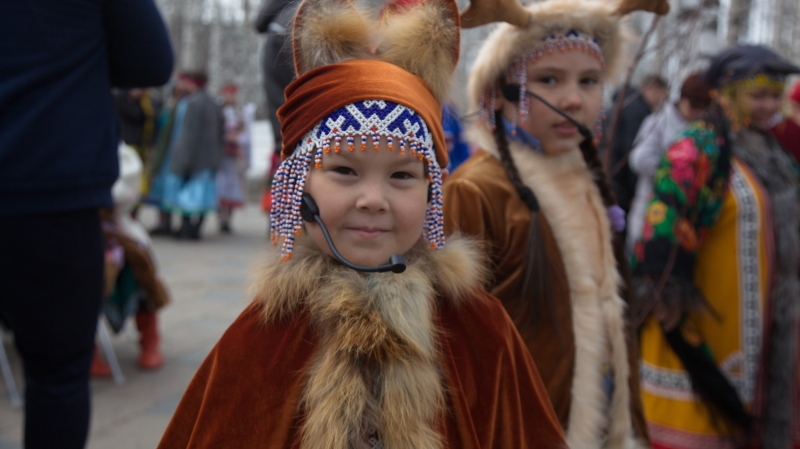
[460,0,669,30]
[460,0,530,28]
[614,0,670,17]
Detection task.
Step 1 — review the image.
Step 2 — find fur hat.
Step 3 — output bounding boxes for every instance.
[292,0,459,102]
[466,0,669,117]
[269,0,461,261]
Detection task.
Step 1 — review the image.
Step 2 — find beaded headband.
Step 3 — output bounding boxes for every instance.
[269,100,445,261]
[720,73,786,96]
[718,73,786,131]
[479,30,607,145]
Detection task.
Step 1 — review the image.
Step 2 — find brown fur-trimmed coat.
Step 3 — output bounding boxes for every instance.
[158,237,567,449]
[444,128,649,449]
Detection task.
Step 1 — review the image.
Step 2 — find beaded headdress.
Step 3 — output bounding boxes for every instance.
[479,29,607,144]
[269,0,460,262]
[467,0,671,143]
[270,100,444,260]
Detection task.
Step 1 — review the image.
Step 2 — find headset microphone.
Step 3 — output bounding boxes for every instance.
[501,83,593,141]
[300,193,407,274]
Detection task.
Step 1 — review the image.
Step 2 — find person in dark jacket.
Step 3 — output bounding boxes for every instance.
[255,0,298,153]
[0,0,173,447]
[161,72,224,240]
[605,75,668,218]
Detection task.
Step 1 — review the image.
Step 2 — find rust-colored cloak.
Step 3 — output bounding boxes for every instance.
[158,241,567,449]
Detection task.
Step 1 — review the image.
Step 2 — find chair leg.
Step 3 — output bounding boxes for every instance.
[96,318,125,385]
[0,336,21,407]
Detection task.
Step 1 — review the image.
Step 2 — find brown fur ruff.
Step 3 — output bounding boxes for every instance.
[250,236,486,449]
[467,0,628,113]
[292,0,459,102]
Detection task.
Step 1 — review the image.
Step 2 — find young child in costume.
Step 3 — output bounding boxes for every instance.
[632,44,800,449]
[94,143,170,375]
[158,0,567,447]
[443,0,669,447]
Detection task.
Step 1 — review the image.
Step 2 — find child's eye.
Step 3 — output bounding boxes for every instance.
[537,76,557,85]
[332,166,356,176]
[391,171,415,180]
[581,77,600,86]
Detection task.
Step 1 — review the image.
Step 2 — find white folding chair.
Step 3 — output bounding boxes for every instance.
[0,329,21,407]
[97,317,125,385]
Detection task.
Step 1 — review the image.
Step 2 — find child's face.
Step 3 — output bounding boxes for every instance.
[503,50,604,154]
[304,137,430,267]
[739,85,783,130]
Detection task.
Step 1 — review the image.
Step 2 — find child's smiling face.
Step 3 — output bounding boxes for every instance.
[303,136,431,267]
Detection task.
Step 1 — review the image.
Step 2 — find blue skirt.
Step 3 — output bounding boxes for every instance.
[163,169,218,215]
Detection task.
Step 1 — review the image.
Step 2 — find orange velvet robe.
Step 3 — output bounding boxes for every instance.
[158,293,567,448]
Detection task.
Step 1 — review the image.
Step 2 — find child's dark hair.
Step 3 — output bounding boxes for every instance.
[491,108,629,333]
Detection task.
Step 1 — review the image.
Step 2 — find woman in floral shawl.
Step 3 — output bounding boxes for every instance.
[631,45,800,449]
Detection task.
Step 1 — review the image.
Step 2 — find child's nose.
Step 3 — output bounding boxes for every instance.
[355,182,389,212]
[558,84,583,112]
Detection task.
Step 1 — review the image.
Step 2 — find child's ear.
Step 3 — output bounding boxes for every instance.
[292,0,371,76]
[441,168,450,182]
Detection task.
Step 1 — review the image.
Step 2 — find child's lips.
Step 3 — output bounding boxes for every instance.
[347,227,389,239]
[553,121,578,136]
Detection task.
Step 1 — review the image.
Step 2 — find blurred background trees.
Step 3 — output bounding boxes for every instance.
[154,0,800,116]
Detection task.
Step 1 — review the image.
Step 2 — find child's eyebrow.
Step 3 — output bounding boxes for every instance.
[581,69,604,77]
[529,66,566,75]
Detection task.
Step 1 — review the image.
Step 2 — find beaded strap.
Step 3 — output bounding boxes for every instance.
[270,100,445,261]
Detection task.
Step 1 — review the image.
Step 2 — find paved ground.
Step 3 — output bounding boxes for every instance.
[0,205,270,449]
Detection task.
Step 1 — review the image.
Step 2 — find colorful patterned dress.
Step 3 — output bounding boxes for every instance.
[631,118,800,449]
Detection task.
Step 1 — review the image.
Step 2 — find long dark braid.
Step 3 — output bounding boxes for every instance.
[577,127,636,322]
[492,110,560,338]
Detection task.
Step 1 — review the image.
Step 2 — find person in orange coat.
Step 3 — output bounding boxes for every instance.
[157,0,567,447]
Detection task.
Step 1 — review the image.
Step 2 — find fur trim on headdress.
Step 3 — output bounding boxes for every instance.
[377,1,460,103]
[293,0,370,75]
[467,0,625,113]
[292,0,459,102]
[249,236,487,449]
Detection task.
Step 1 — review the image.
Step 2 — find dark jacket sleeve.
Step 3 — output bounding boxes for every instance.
[103,0,174,88]
[255,0,294,33]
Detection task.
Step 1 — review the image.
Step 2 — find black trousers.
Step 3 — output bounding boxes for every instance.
[0,209,103,449]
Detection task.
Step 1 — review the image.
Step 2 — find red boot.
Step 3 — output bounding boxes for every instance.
[90,346,112,378]
[135,310,163,370]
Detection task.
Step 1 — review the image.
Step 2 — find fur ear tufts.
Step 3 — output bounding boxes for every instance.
[377,0,460,101]
[614,0,670,16]
[293,0,371,75]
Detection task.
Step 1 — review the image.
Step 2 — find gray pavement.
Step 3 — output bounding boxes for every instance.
[0,205,271,448]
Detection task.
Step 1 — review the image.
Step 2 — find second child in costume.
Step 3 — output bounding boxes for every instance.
[95,143,170,375]
[444,0,668,446]
[158,0,567,447]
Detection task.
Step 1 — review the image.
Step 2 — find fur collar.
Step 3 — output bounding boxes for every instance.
[250,236,486,449]
[469,126,643,449]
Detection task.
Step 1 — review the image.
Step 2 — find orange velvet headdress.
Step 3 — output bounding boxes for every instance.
[269,0,460,260]
[278,60,447,167]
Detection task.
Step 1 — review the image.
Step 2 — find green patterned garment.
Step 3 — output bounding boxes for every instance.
[631,119,732,279]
